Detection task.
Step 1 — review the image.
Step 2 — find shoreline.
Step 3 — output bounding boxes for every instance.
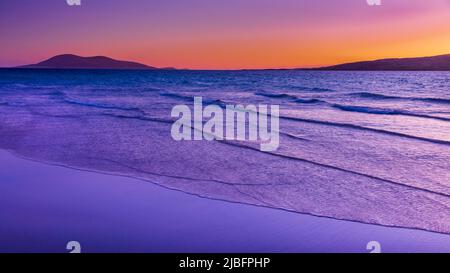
[1,149,450,253]
[4,148,450,238]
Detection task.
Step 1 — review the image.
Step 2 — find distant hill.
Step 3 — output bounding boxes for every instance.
[313,54,450,71]
[18,54,164,70]
[15,53,450,71]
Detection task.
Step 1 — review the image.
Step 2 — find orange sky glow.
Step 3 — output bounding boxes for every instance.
[1,0,450,69]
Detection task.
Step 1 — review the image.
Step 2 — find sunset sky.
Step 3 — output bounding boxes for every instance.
[1,0,450,69]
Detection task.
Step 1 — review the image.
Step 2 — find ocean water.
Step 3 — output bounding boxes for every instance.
[1,69,450,234]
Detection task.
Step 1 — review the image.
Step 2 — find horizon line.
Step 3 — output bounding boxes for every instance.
[4,52,450,71]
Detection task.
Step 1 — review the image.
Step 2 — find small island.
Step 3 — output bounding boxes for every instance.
[17,54,169,70]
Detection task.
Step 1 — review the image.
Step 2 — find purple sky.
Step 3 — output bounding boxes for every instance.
[1,0,450,69]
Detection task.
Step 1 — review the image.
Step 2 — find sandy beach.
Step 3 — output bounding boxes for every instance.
[1,149,450,253]
[2,0,450,260]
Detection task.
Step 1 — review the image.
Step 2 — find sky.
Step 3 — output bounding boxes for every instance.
[1,0,450,69]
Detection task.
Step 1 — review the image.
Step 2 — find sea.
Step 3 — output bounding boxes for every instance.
[1,68,450,238]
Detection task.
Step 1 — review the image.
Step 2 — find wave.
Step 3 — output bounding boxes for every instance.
[350,92,407,100]
[159,92,194,101]
[332,104,403,115]
[331,104,450,122]
[94,110,450,199]
[310,87,335,93]
[417,97,450,105]
[219,140,450,199]
[58,95,450,149]
[100,112,173,125]
[53,91,450,147]
[294,98,324,104]
[350,92,450,105]
[278,85,335,93]
[62,96,144,113]
[255,90,450,121]
[98,105,450,151]
[159,92,226,106]
[255,91,324,104]
[278,115,450,146]
[254,91,297,100]
[91,112,430,192]
[166,90,324,106]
